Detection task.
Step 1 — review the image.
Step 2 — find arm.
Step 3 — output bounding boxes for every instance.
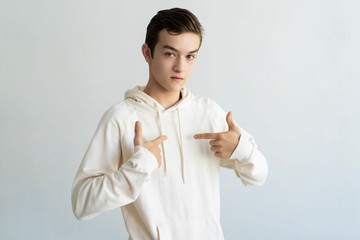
[220,125,268,186]
[71,111,159,221]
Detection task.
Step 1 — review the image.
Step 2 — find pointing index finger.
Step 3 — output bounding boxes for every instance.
[194,133,220,140]
[152,135,168,145]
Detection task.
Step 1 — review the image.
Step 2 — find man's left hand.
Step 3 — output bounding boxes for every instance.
[194,111,241,158]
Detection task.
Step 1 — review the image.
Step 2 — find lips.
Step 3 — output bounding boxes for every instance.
[171,76,183,82]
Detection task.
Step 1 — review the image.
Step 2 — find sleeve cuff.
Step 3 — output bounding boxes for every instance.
[128,145,158,173]
[230,135,254,164]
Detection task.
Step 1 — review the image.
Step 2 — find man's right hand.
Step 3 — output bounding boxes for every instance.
[133,121,167,168]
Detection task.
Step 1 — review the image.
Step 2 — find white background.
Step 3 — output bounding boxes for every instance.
[1,0,359,239]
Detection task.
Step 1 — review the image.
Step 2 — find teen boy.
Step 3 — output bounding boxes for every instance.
[72,8,268,240]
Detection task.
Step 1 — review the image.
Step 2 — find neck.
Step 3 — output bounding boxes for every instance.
[143,81,182,110]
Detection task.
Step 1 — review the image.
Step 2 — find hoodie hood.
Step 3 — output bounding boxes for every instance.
[124,85,192,114]
[124,85,192,184]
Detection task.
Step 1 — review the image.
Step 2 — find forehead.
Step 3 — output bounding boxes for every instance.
[155,29,201,52]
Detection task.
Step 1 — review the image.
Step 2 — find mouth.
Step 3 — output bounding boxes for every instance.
[171,76,184,82]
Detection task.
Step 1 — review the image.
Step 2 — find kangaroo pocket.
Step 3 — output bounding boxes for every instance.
[157,214,224,240]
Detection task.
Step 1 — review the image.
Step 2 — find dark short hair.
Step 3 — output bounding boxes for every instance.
[145,8,204,57]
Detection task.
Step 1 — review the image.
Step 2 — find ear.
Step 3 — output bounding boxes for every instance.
[141,43,152,63]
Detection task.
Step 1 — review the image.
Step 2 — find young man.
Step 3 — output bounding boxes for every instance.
[72,8,268,240]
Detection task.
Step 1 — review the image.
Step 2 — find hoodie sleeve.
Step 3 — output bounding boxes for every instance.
[71,109,158,221]
[221,126,268,186]
[210,100,268,186]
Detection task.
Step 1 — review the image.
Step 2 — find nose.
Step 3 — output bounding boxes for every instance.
[173,56,185,73]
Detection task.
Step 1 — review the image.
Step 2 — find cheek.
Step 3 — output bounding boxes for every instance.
[153,58,170,71]
[151,61,163,76]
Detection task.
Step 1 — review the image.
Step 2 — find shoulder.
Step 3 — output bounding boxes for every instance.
[104,100,133,117]
[98,100,135,127]
[191,95,226,116]
[190,95,228,131]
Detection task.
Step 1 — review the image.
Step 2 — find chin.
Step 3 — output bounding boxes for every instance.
[160,82,184,93]
[164,87,181,93]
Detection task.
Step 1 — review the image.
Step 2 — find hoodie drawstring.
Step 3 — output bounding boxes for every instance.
[156,106,185,184]
[177,109,185,184]
[156,108,167,176]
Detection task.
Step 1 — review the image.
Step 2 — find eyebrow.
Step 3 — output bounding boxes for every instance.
[162,45,199,54]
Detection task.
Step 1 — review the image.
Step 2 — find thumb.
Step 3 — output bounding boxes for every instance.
[226,111,238,131]
[133,121,143,146]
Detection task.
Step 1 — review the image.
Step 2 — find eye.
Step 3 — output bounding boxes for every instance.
[165,52,175,57]
[187,55,196,60]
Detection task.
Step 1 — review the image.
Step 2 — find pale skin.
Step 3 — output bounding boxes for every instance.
[142,29,199,109]
[133,30,241,167]
[194,111,241,159]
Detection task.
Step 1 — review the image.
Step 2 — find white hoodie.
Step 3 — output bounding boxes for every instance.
[72,86,268,240]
